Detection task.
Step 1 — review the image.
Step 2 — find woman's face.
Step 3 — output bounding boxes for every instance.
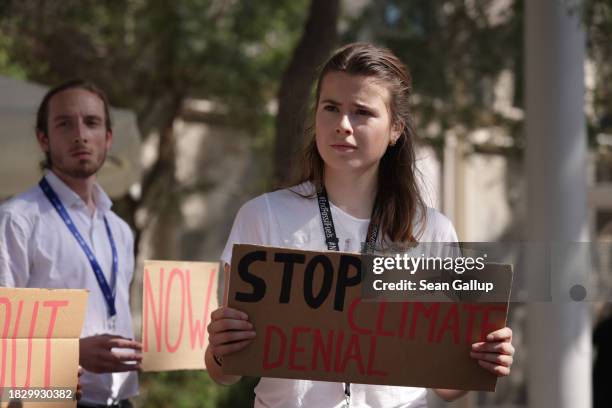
[315,71,400,176]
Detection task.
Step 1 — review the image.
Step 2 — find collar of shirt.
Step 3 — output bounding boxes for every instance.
[44,170,112,215]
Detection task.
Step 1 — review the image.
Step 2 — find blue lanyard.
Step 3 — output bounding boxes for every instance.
[39,177,117,318]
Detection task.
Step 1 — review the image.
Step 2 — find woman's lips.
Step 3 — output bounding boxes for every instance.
[330,144,357,152]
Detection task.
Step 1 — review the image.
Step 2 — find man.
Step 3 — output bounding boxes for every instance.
[0,80,141,407]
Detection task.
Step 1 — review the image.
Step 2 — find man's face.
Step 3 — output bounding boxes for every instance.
[37,88,112,180]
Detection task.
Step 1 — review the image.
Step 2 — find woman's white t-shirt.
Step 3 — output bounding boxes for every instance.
[221,182,459,408]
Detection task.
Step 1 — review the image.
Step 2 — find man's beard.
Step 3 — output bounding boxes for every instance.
[49,148,107,179]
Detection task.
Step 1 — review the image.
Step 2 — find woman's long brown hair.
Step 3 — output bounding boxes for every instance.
[292,42,426,244]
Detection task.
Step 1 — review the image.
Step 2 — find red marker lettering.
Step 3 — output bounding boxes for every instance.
[164,268,185,353]
[263,325,286,369]
[333,330,346,372]
[480,305,507,341]
[311,328,334,372]
[374,301,395,337]
[288,327,310,371]
[409,302,440,342]
[435,304,460,344]
[11,300,24,387]
[462,304,482,344]
[398,302,411,338]
[143,268,164,352]
[366,335,387,377]
[187,268,216,349]
[347,298,371,335]
[339,334,365,374]
[0,298,11,388]
[42,300,69,387]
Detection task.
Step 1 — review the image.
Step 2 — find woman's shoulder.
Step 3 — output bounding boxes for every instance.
[236,191,269,217]
[236,182,316,218]
[417,206,458,242]
[265,181,317,207]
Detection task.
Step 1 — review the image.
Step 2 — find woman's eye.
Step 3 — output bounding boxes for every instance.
[323,105,338,112]
[357,109,373,116]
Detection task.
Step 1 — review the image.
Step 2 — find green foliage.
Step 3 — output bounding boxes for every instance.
[0,31,25,78]
[137,371,219,407]
[0,0,308,133]
[136,371,258,407]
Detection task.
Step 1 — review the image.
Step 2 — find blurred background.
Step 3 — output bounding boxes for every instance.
[0,0,611,407]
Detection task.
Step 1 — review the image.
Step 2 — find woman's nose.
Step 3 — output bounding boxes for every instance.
[336,115,352,135]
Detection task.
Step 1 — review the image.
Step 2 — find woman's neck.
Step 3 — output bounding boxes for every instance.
[323,166,378,219]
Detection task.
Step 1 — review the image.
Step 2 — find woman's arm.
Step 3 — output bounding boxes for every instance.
[432,389,468,401]
[205,263,256,385]
[205,338,243,385]
[433,327,514,401]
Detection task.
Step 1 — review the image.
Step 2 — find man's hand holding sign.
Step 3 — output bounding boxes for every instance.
[207,244,514,399]
[79,334,142,374]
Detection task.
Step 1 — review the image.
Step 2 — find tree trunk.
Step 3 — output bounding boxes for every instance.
[273,0,340,186]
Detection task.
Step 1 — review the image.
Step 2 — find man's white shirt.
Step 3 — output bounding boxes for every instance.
[0,171,138,405]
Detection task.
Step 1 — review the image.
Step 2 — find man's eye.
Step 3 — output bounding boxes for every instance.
[357,109,373,116]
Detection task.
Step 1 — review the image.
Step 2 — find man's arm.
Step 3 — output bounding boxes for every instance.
[0,210,31,287]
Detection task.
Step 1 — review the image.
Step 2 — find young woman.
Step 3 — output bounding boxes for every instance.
[205,43,514,407]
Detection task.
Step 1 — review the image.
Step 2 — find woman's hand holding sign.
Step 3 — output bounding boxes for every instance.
[205,297,256,385]
[471,327,514,376]
[208,306,256,358]
[205,263,256,385]
[434,327,514,401]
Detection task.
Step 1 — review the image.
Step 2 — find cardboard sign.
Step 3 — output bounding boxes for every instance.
[224,244,513,391]
[142,260,219,371]
[0,287,88,408]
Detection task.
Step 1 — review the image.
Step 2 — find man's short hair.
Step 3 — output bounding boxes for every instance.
[36,79,112,169]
